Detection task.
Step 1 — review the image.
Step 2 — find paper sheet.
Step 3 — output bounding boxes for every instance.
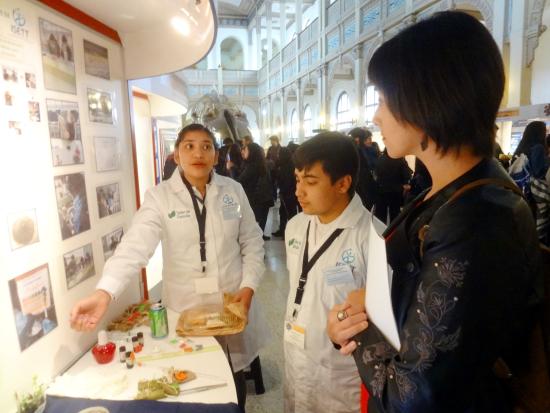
[365,218,401,351]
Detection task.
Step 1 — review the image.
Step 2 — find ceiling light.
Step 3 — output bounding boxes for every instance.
[171,16,190,36]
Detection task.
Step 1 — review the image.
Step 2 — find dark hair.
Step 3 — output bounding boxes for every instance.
[294,132,359,197]
[368,11,504,158]
[175,123,218,149]
[513,121,547,157]
[348,127,372,145]
[245,142,268,175]
[223,137,233,145]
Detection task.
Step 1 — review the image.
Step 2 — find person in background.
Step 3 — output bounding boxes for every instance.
[70,124,269,412]
[242,135,253,147]
[513,121,549,180]
[284,133,373,413]
[229,142,274,240]
[327,11,543,413]
[163,152,177,180]
[374,148,412,223]
[272,146,298,238]
[216,137,243,177]
[349,127,379,210]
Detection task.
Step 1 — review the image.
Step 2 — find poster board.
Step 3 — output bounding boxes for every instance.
[0,1,141,411]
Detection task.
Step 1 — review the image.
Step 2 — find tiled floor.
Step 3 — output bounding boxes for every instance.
[245,209,289,413]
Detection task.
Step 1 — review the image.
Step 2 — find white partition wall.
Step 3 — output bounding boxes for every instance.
[0,1,140,411]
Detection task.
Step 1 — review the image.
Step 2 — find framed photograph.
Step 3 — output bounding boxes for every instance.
[63,243,95,290]
[54,173,91,240]
[83,39,110,80]
[8,120,22,137]
[2,65,19,83]
[7,209,39,250]
[25,72,36,89]
[39,19,76,94]
[101,227,123,261]
[9,264,58,352]
[87,88,113,124]
[4,90,14,106]
[94,137,119,172]
[46,99,83,166]
[28,101,40,122]
[96,182,121,218]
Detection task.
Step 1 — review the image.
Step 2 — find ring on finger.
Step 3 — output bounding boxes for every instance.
[336,310,348,322]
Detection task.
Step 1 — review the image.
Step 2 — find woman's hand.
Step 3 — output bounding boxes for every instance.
[327,289,369,355]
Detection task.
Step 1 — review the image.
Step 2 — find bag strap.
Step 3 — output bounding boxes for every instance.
[418,178,523,258]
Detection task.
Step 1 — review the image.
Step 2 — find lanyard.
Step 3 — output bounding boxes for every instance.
[292,221,344,319]
[181,174,207,272]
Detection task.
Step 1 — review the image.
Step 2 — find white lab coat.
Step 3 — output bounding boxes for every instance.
[284,194,372,413]
[97,170,269,371]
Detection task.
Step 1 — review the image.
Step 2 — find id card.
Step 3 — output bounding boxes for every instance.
[194,277,219,294]
[323,265,355,286]
[284,321,306,350]
[222,204,241,220]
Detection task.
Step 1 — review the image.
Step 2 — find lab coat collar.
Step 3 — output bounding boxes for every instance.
[309,193,365,230]
[168,168,225,194]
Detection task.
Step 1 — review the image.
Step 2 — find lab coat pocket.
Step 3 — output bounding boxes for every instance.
[321,265,358,305]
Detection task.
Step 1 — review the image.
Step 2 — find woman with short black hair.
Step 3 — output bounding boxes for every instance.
[327,11,543,413]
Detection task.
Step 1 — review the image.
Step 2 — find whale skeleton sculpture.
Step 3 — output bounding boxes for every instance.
[186,91,251,142]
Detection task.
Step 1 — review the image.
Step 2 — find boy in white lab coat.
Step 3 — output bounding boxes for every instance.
[70,124,268,411]
[284,133,373,413]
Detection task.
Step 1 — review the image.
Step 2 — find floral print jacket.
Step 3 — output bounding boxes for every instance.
[353,158,543,413]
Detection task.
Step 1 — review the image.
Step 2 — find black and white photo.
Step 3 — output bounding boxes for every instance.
[83,39,110,79]
[101,227,123,261]
[63,243,95,290]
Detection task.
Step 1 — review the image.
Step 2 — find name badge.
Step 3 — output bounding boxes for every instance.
[284,321,305,350]
[323,265,355,286]
[194,277,219,294]
[222,204,241,220]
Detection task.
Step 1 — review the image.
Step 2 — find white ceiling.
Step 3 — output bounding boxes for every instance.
[64,0,217,79]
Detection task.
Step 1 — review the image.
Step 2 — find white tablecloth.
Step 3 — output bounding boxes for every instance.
[47,310,237,404]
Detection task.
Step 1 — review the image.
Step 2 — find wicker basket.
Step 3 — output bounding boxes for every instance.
[176,294,247,337]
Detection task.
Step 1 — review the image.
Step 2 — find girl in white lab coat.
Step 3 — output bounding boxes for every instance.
[70,124,269,410]
[284,133,375,413]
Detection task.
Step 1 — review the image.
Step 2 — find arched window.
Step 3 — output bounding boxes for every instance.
[290,109,299,142]
[336,92,352,131]
[220,38,244,70]
[364,84,378,126]
[303,105,312,138]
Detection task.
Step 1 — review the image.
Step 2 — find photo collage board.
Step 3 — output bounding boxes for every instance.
[0,1,133,357]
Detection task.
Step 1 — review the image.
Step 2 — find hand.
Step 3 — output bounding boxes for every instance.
[70,289,111,332]
[232,287,254,315]
[327,301,368,356]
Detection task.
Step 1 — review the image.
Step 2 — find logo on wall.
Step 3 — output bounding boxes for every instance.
[11,8,29,39]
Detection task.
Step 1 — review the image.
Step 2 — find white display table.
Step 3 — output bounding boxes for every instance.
[47,310,237,404]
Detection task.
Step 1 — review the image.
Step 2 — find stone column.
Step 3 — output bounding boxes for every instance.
[353,43,364,126]
[508,0,527,107]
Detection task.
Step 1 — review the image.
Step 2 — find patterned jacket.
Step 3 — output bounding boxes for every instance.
[353,158,543,413]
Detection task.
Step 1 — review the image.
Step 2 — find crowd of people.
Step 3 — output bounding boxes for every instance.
[71,11,549,413]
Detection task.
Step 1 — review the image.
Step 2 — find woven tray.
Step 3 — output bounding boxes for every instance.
[176,294,246,337]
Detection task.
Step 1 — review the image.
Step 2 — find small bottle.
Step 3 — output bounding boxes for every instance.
[92,330,116,364]
[125,351,134,369]
[137,332,144,346]
[132,336,139,352]
[119,345,126,363]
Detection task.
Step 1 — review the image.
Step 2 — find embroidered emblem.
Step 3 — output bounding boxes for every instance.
[168,210,176,219]
[223,194,234,205]
[341,248,355,264]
